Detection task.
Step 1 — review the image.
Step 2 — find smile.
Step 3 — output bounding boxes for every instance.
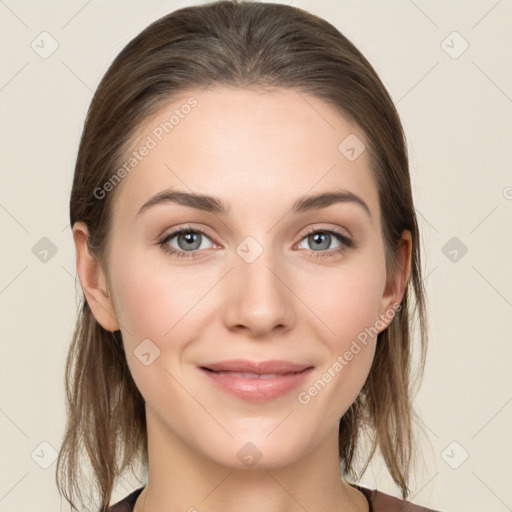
[198,360,314,402]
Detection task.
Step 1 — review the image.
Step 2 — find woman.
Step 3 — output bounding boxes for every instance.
[56,1,443,511]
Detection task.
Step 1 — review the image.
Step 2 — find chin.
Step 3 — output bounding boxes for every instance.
[193,430,315,471]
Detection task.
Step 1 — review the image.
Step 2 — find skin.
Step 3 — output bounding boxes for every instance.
[73,87,411,512]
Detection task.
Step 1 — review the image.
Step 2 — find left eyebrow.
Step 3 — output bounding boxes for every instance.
[291,190,372,219]
[136,188,371,219]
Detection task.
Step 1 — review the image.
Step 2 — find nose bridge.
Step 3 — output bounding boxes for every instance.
[223,235,294,335]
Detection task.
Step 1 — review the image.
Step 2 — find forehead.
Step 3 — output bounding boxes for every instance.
[110,87,379,221]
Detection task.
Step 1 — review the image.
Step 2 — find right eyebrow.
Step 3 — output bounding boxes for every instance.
[137,189,229,217]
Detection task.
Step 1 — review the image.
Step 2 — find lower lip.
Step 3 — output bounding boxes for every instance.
[199,367,313,402]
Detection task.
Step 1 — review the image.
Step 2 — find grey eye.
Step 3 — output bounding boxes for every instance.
[298,232,341,251]
[167,230,214,252]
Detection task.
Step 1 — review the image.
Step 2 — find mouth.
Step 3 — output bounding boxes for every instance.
[198,359,314,402]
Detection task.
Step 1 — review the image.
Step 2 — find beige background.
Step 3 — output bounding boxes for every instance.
[1,1,511,511]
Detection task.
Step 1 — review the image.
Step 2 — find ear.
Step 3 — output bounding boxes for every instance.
[72,221,120,332]
[378,229,412,329]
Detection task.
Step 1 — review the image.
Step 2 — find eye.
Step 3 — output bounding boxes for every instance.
[157,226,355,260]
[296,227,354,259]
[158,227,215,258]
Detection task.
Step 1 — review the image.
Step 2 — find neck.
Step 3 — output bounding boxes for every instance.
[133,408,368,512]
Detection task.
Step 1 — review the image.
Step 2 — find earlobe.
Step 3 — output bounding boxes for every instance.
[72,222,120,332]
[378,230,412,330]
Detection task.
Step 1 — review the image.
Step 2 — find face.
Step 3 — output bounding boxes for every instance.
[81,87,406,470]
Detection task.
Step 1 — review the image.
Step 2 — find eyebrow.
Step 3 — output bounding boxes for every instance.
[137,188,371,219]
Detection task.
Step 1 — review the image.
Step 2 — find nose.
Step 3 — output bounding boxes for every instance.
[222,248,295,338]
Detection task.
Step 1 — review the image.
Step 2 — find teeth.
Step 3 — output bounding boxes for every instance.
[215,371,284,379]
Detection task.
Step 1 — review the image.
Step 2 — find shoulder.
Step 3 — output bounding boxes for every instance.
[107,485,445,512]
[107,487,144,512]
[352,484,445,512]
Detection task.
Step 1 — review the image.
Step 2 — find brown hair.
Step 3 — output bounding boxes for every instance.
[57,1,428,510]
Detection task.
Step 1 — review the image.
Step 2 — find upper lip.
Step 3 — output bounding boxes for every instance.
[200,359,313,374]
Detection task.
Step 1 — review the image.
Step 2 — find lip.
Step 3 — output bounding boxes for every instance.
[198,359,314,402]
[201,359,312,374]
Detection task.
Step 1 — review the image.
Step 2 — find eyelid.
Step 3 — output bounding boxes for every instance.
[295,225,355,254]
[298,224,351,241]
[157,223,356,259]
[157,223,351,244]
[157,223,217,243]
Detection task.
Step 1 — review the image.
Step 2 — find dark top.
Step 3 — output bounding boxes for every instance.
[107,484,443,511]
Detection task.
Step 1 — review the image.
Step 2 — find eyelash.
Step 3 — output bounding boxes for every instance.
[157,225,355,260]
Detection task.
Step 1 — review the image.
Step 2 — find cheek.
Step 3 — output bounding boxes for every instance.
[297,254,387,407]
[109,254,202,400]
[111,251,200,343]
[307,257,387,347]
[109,250,222,392]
